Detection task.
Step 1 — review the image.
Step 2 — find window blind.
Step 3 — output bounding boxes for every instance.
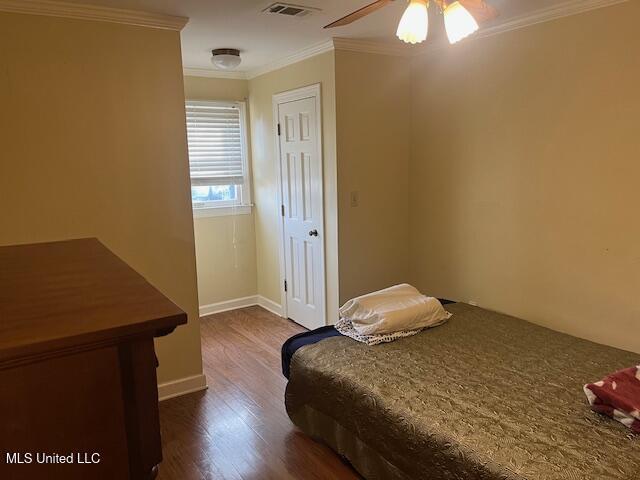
[186,102,244,186]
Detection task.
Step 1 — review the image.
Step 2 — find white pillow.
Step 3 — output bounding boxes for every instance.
[339,284,451,336]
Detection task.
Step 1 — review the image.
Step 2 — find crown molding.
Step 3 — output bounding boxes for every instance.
[184,37,412,80]
[0,0,188,31]
[332,37,414,57]
[183,67,248,80]
[478,0,629,40]
[246,39,335,80]
[415,0,629,56]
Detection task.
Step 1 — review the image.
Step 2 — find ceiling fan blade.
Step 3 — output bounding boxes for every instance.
[458,0,499,23]
[324,0,395,29]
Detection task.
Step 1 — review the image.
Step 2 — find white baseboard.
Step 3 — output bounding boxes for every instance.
[199,295,284,317]
[257,295,284,316]
[158,373,208,402]
[199,295,260,316]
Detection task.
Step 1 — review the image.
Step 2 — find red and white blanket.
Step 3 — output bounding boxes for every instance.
[584,365,640,433]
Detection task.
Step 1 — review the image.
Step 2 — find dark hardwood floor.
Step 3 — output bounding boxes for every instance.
[157,306,361,480]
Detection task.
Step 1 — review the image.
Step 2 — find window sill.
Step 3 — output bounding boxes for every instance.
[193,205,252,218]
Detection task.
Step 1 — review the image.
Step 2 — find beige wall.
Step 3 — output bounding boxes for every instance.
[335,50,411,303]
[192,214,257,306]
[184,75,248,101]
[183,76,258,307]
[409,1,640,353]
[248,51,339,322]
[0,12,203,383]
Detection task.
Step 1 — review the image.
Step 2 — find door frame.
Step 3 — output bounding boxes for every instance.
[272,83,326,326]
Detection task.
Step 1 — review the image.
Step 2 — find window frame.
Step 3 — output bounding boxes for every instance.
[186,100,252,218]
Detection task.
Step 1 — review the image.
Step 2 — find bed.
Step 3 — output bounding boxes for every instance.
[284,302,640,479]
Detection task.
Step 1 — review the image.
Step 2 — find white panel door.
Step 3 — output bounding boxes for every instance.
[278,96,325,330]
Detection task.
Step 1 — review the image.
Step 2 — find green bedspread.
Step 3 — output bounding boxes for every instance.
[286,303,639,479]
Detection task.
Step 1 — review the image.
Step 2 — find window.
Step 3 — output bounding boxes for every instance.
[185,100,251,216]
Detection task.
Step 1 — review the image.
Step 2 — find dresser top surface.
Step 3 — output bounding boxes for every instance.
[0,238,186,362]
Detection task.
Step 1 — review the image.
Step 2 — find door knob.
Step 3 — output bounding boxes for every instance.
[308,229,318,237]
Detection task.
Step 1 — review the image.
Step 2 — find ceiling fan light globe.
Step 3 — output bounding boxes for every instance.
[444,1,479,44]
[396,0,429,44]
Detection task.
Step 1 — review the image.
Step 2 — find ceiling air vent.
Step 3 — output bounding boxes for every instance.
[263,3,319,18]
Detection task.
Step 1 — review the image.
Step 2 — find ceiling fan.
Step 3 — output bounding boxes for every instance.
[324,0,498,45]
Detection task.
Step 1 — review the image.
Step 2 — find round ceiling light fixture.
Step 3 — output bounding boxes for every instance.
[211,48,241,70]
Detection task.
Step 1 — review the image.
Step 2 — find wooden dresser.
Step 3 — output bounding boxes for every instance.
[0,238,187,480]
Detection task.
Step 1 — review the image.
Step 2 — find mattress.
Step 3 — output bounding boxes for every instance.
[285,303,640,480]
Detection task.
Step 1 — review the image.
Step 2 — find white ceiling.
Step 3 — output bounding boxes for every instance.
[58,0,596,73]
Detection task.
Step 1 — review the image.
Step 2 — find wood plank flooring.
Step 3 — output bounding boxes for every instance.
[157,306,361,480]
